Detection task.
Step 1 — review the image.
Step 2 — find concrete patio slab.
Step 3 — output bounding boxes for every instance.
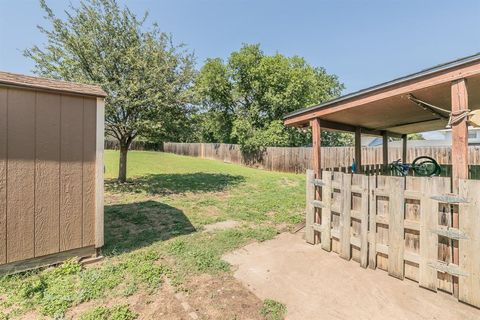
[223,232,480,320]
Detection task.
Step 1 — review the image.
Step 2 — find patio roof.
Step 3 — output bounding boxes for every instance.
[284,53,480,135]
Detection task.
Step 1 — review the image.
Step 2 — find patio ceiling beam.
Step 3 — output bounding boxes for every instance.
[374,118,445,131]
[320,119,384,136]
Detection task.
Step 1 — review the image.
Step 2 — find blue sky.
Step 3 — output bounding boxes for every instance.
[1,0,480,94]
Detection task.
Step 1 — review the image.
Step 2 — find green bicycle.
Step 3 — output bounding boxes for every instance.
[390,156,442,177]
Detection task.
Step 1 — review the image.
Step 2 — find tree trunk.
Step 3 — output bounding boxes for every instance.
[118,144,128,183]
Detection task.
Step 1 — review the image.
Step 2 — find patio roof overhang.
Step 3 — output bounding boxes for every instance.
[284,53,480,135]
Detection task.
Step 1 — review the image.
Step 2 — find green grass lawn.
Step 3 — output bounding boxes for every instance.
[0,151,304,319]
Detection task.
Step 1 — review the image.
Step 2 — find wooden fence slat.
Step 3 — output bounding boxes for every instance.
[321,170,332,251]
[419,178,439,291]
[359,174,369,268]
[340,173,351,260]
[162,143,480,175]
[368,175,377,269]
[388,176,405,279]
[459,179,480,308]
[305,170,315,244]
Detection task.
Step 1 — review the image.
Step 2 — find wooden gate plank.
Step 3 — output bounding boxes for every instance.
[340,173,352,260]
[359,174,369,268]
[419,177,449,291]
[331,172,343,253]
[459,179,480,308]
[321,170,332,251]
[368,175,377,269]
[388,176,405,279]
[305,170,315,244]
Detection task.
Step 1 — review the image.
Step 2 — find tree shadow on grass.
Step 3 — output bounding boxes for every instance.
[105,172,245,195]
[103,200,196,256]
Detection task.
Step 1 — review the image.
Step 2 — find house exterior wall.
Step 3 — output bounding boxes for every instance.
[0,85,101,268]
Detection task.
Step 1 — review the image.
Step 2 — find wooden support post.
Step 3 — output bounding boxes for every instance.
[451,79,469,191]
[355,127,362,173]
[402,134,407,163]
[311,118,321,243]
[382,131,389,173]
[451,78,468,298]
[311,118,322,177]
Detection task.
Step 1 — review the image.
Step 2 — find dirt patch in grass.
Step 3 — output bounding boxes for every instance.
[203,220,241,232]
[176,274,264,319]
[63,274,265,320]
[66,287,185,320]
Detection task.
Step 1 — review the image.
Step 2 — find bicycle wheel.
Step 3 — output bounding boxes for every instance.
[412,156,441,176]
[390,163,407,176]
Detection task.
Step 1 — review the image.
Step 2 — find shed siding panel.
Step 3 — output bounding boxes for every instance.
[82,98,96,246]
[35,92,61,257]
[60,95,84,251]
[6,88,35,263]
[0,88,7,264]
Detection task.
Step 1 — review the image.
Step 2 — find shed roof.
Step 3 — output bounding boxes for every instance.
[0,71,107,97]
[284,53,480,135]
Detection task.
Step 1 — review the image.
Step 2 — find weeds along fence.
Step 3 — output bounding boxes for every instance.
[163,142,480,175]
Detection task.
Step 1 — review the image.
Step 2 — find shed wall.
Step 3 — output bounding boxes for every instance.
[0,86,97,266]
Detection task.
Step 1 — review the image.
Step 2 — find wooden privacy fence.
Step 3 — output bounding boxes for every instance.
[105,140,163,151]
[164,142,480,174]
[306,170,480,308]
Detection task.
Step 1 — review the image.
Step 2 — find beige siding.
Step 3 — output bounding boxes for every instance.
[0,86,98,265]
[60,95,84,251]
[7,89,35,263]
[0,88,7,264]
[35,92,61,257]
[82,98,96,247]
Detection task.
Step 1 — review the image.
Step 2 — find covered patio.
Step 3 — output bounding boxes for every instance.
[283,53,480,309]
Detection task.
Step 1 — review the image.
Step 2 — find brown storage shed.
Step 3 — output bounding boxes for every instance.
[0,71,106,275]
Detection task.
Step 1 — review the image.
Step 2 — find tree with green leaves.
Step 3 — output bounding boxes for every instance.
[194,44,347,151]
[25,0,196,182]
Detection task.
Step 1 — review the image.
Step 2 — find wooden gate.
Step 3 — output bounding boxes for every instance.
[305,170,480,308]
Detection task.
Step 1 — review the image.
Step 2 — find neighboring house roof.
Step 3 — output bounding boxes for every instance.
[0,71,107,97]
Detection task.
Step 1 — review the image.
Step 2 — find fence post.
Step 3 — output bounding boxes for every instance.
[306,169,315,244]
